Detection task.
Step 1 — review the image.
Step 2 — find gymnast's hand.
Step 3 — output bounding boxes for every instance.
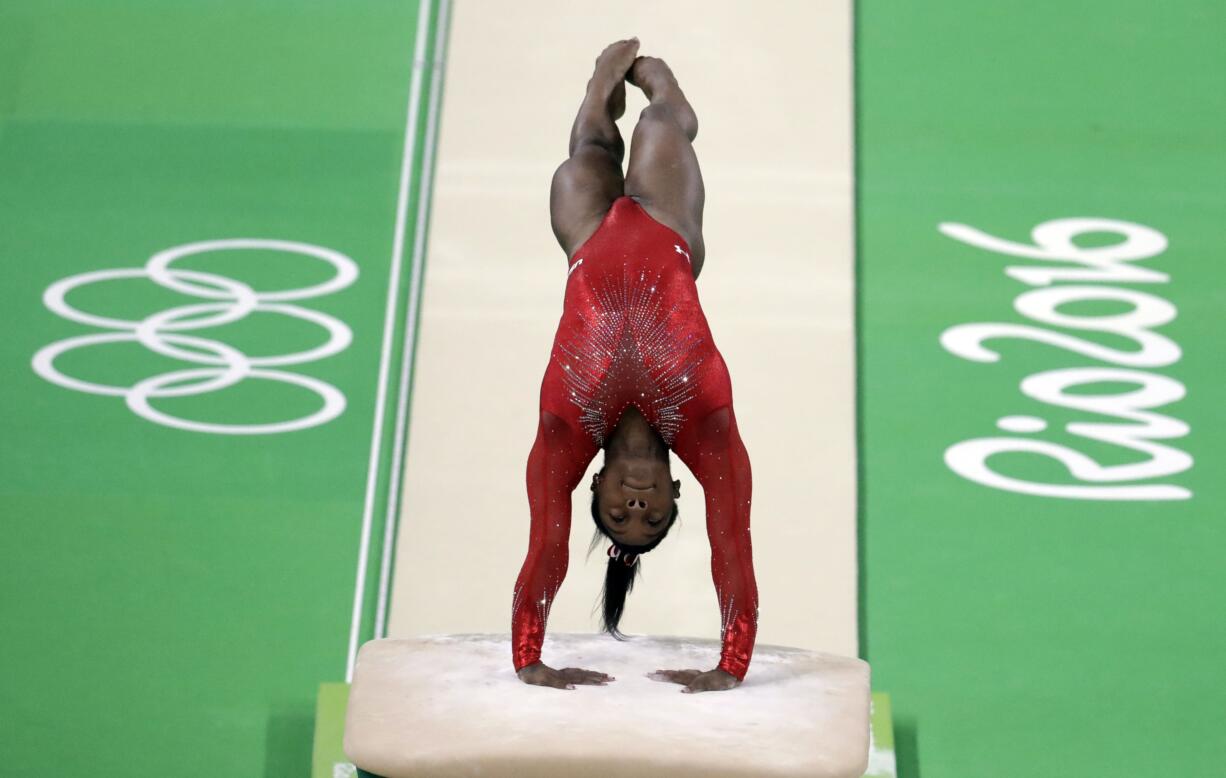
[648,667,740,693]
[517,661,614,690]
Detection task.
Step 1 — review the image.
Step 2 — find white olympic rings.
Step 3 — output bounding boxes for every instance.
[32,239,359,435]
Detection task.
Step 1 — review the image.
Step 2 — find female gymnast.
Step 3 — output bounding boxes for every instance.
[512,39,757,694]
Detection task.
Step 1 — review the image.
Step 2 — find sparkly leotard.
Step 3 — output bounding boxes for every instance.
[512,196,759,680]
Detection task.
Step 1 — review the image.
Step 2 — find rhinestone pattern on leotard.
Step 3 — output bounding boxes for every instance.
[555,266,705,447]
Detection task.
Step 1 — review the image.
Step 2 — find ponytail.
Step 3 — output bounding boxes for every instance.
[601,547,641,639]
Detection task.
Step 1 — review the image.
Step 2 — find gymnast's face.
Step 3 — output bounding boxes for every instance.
[591,460,681,546]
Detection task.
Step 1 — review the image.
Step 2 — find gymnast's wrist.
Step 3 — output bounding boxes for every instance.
[717,657,748,681]
[516,661,544,677]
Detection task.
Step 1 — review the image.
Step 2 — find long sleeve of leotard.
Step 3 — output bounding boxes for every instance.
[672,404,759,680]
[511,411,597,671]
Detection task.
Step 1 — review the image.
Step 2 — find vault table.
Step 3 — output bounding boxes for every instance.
[345,633,871,778]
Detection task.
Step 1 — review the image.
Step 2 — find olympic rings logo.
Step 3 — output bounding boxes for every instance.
[32,239,358,435]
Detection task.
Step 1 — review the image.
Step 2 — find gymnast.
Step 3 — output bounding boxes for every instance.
[513,39,757,694]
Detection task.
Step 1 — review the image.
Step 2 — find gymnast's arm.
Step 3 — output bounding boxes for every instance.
[671,404,759,689]
[511,410,608,689]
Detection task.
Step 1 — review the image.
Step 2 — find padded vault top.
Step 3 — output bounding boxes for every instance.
[345,633,870,778]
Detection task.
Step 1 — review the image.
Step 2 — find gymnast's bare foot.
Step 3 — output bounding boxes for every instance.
[627,55,698,139]
[626,55,673,95]
[589,37,639,121]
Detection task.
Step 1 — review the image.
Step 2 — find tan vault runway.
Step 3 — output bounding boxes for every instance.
[388,0,857,659]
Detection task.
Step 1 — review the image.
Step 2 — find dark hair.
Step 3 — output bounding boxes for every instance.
[588,487,679,639]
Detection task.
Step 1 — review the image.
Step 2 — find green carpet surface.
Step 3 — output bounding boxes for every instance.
[0,1,442,774]
[857,2,1225,776]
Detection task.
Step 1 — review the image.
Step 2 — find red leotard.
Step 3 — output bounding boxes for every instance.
[512,196,759,680]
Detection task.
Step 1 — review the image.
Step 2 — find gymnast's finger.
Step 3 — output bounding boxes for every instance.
[560,668,614,684]
[542,670,574,690]
[647,669,701,684]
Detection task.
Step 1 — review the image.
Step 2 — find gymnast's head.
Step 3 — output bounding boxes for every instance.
[589,455,681,546]
[588,455,681,638]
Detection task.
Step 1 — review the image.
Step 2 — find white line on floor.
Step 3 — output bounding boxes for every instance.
[347,0,435,682]
[374,0,452,641]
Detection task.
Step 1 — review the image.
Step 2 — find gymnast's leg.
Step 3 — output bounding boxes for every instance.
[549,38,639,262]
[624,55,706,279]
